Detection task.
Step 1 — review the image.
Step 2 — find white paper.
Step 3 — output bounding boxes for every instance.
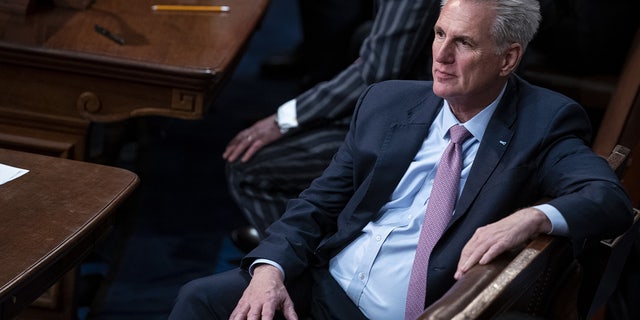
[0,163,29,185]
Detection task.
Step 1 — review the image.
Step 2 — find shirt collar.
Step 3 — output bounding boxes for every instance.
[441,84,507,141]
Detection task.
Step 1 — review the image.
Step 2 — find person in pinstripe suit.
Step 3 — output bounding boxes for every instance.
[223,0,442,240]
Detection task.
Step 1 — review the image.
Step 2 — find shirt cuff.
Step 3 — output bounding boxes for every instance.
[534,203,569,236]
[250,259,286,280]
[276,99,299,133]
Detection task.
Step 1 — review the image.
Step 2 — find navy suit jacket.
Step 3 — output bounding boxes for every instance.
[244,75,633,307]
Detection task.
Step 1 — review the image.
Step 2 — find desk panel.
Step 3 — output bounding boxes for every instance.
[0,0,269,158]
[0,148,139,319]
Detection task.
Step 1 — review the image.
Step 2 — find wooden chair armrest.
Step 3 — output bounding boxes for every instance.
[419,235,574,320]
[417,251,513,320]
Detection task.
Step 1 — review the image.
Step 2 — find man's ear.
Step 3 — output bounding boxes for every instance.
[500,43,523,76]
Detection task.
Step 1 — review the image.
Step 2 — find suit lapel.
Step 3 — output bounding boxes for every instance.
[449,77,519,226]
[355,94,444,220]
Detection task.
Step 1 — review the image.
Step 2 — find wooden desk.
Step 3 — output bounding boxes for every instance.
[0,0,269,159]
[0,148,139,319]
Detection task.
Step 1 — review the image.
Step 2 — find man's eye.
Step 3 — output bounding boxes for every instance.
[459,40,472,47]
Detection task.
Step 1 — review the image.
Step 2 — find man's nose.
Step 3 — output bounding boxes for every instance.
[433,41,454,64]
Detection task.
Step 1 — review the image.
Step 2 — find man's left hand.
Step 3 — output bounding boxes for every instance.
[454,207,552,279]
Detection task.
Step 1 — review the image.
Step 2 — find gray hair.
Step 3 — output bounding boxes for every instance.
[440,0,541,53]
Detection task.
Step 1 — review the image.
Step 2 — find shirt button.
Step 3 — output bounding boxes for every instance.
[375,235,382,241]
[358,273,365,281]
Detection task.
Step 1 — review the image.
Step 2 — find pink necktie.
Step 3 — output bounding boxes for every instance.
[405,124,472,320]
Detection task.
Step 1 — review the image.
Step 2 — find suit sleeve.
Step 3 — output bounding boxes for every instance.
[293,0,439,129]
[241,85,378,278]
[535,102,633,246]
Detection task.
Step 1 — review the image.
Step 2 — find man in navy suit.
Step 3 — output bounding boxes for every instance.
[170,0,633,319]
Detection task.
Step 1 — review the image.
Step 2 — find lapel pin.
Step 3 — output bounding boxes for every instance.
[499,140,507,146]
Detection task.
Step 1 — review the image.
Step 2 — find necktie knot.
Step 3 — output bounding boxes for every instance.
[449,124,471,145]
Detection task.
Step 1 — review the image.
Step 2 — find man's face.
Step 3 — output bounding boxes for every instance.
[431,0,510,107]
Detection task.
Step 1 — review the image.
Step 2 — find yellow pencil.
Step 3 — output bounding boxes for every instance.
[151,5,230,12]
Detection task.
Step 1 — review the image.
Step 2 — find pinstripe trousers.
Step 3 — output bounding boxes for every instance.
[226,123,348,237]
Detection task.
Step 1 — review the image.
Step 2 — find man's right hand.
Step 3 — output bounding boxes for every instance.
[223,114,283,163]
[229,264,298,320]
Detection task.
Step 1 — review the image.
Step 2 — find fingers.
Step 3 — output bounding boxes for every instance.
[260,303,277,320]
[455,208,551,280]
[229,296,272,320]
[229,265,296,320]
[455,231,487,279]
[229,297,296,320]
[222,115,283,163]
[222,131,247,162]
[282,297,299,320]
[241,142,262,163]
[229,307,272,320]
[455,222,516,279]
[229,301,250,320]
[223,131,260,163]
